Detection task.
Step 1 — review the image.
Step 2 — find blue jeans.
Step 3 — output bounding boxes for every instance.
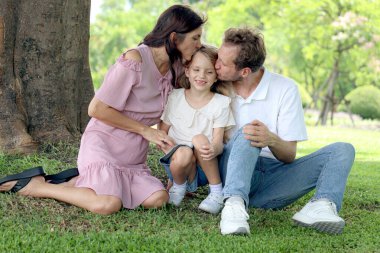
[220,128,355,211]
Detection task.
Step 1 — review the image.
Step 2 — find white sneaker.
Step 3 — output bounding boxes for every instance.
[168,185,186,207]
[198,192,224,214]
[220,197,250,235]
[292,199,345,234]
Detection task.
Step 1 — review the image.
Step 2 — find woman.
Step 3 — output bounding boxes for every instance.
[0,5,206,215]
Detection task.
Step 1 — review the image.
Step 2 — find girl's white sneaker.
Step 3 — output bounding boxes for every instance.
[168,185,186,207]
[198,192,223,214]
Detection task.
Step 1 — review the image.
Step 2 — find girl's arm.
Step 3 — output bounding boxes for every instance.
[211,127,224,156]
[158,121,170,134]
[89,97,173,147]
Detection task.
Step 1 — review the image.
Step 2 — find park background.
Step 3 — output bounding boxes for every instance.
[0,0,379,252]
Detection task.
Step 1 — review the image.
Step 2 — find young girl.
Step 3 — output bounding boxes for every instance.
[159,46,235,214]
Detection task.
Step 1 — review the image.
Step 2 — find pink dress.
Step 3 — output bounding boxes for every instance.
[76,44,176,209]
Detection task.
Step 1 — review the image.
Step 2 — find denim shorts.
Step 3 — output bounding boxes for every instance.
[159,144,208,192]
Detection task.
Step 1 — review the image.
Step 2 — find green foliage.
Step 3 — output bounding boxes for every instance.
[266,0,380,110]
[1,127,380,252]
[89,0,380,111]
[345,85,380,119]
[298,84,312,108]
[90,0,178,89]
[201,0,263,46]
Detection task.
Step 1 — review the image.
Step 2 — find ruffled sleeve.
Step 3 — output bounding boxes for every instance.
[95,57,142,111]
[213,95,235,129]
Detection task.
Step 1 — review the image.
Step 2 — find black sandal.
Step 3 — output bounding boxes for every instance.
[0,166,46,193]
[45,168,79,184]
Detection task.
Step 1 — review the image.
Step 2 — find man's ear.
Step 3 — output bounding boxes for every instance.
[169,32,177,44]
[241,67,252,78]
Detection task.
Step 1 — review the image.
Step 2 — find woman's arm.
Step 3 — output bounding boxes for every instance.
[88,97,173,147]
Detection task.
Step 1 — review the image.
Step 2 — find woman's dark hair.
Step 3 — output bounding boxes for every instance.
[141,5,206,86]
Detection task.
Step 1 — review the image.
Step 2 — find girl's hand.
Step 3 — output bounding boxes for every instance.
[198,144,217,160]
[142,127,174,148]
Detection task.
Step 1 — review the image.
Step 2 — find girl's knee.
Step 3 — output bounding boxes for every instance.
[89,197,122,215]
[171,148,195,169]
[192,134,209,149]
[142,190,169,209]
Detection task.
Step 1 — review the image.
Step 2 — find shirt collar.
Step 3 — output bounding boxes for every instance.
[232,68,271,102]
[246,67,270,102]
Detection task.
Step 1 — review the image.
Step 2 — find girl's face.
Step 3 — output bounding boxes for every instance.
[185,52,217,92]
[176,27,202,61]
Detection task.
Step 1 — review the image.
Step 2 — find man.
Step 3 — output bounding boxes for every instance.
[214,27,355,235]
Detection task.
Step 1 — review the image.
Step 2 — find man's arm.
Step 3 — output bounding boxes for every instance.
[243,120,297,163]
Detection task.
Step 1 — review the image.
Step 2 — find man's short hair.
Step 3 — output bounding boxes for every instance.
[223,27,266,72]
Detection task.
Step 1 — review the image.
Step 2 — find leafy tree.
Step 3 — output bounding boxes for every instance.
[90,0,178,89]
[90,0,380,127]
[261,0,380,125]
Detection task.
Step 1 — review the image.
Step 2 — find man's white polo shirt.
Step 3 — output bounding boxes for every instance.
[225,68,308,160]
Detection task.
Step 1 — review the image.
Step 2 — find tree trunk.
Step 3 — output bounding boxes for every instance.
[0,0,94,154]
[316,59,340,126]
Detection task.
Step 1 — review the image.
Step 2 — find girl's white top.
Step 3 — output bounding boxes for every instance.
[161,88,235,147]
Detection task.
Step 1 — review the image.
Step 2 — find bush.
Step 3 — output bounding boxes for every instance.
[345,85,380,120]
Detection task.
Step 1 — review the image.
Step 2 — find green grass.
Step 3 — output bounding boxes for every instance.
[1,127,379,252]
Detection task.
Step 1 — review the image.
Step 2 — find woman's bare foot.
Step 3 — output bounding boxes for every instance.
[16,176,45,196]
[0,176,44,196]
[0,180,17,192]
[58,176,78,187]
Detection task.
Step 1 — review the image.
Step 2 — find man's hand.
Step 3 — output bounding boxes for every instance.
[243,119,275,148]
[243,119,297,163]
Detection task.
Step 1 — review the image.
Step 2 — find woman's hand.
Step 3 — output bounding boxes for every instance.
[142,127,175,150]
[156,139,175,154]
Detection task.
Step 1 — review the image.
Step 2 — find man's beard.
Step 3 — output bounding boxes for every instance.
[218,74,242,82]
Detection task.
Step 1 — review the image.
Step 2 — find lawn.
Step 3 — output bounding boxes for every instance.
[0,126,379,252]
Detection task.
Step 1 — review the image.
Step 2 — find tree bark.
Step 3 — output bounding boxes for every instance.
[0,0,93,154]
[316,58,340,126]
